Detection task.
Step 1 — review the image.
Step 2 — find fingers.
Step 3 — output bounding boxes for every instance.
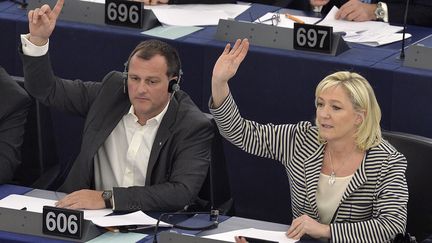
[223,43,231,55]
[286,216,306,239]
[234,236,248,243]
[228,39,249,59]
[51,0,64,19]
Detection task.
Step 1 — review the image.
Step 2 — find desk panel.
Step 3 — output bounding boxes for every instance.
[1,1,432,227]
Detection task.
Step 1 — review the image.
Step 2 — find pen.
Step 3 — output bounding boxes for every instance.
[285,14,305,24]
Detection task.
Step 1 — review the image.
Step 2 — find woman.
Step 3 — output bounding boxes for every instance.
[210,39,408,242]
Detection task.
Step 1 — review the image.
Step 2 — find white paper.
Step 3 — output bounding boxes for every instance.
[203,228,297,243]
[0,194,111,220]
[145,4,250,26]
[91,211,171,227]
[319,6,410,46]
[255,12,321,28]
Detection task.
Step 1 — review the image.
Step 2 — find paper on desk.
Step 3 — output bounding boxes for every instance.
[319,6,410,46]
[145,4,250,26]
[255,12,321,28]
[86,231,147,243]
[91,211,171,227]
[142,25,203,39]
[0,194,111,220]
[203,228,297,243]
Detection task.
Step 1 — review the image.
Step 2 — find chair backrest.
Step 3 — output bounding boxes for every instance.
[382,130,432,242]
[195,114,232,215]
[12,78,58,187]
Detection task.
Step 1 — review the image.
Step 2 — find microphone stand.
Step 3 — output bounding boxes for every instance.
[152,210,219,243]
[400,0,410,60]
[152,157,220,243]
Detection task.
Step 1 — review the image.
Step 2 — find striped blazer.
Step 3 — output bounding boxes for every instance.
[210,94,408,243]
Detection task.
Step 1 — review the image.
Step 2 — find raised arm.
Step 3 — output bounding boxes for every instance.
[211,38,249,108]
[27,0,64,46]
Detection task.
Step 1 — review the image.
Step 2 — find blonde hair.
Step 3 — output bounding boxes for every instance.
[315,71,382,151]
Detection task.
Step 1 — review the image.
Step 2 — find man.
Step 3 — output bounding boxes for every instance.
[0,67,31,184]
[310,0,432,26]
[21,0,214,212]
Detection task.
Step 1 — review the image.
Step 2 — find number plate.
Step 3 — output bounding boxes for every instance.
[293,23,332,54]
[105,0,143,29]
[42,206,83,239]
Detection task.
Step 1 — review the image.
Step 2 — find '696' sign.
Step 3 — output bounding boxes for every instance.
[105,0,143,29]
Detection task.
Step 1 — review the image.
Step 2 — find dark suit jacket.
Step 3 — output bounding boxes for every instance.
[21,53,214,212]
[321,0,432,26]
[0,67,31,184]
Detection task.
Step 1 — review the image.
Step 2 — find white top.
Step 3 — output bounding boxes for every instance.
[316,173,353,224]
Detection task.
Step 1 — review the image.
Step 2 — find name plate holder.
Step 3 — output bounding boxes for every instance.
[27,0,160,30]
[403,34,432,71]
[0,207,105,242]
[215,19,349,56]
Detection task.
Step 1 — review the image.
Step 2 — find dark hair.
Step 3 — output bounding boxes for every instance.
[126,39,181,78]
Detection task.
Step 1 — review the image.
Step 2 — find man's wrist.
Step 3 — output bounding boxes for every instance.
[21,34,49,57]
[374,2,389,22]
[28,35,48,46]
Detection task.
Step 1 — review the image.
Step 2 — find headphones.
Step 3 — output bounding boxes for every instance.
[122,57,182,95]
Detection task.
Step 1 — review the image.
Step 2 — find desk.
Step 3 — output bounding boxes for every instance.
[1,185,309,243]
[1,0,432,228]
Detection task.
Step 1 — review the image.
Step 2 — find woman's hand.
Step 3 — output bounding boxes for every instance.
[211,38,249,108]
[286,214,330,240]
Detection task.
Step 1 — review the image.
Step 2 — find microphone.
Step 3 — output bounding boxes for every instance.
[400,0,410,59]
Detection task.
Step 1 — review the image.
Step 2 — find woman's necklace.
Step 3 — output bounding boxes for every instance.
[327,150,346,186]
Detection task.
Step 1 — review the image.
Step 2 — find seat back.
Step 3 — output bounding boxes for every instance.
[195,114,232,215]
[12,77,58,187]
[382,130,432,242]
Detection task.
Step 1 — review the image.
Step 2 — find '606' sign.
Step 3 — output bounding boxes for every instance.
[42,206,83,239]
[105,0,143,29]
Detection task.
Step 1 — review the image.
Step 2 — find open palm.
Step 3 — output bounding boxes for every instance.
[212,39,249,85]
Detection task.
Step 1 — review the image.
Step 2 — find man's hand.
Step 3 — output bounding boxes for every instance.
[55,189,106,210]
[336,0,377,22]
[286,214,330,240]
[27,0,64,46]
[134,0,169,5]
[310,0,330,7]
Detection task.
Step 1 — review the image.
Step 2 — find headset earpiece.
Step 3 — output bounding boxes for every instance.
[168,78,180,93]
[123,61,128,95]
[168,69,182,93]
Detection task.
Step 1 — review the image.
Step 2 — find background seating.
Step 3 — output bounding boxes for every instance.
[382,130,432,242]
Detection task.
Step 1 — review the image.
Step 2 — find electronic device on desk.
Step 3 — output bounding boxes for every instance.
[27,0,160,30]
[403,34,432,71]
[0,206,105,242]
[214,19,349,56]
